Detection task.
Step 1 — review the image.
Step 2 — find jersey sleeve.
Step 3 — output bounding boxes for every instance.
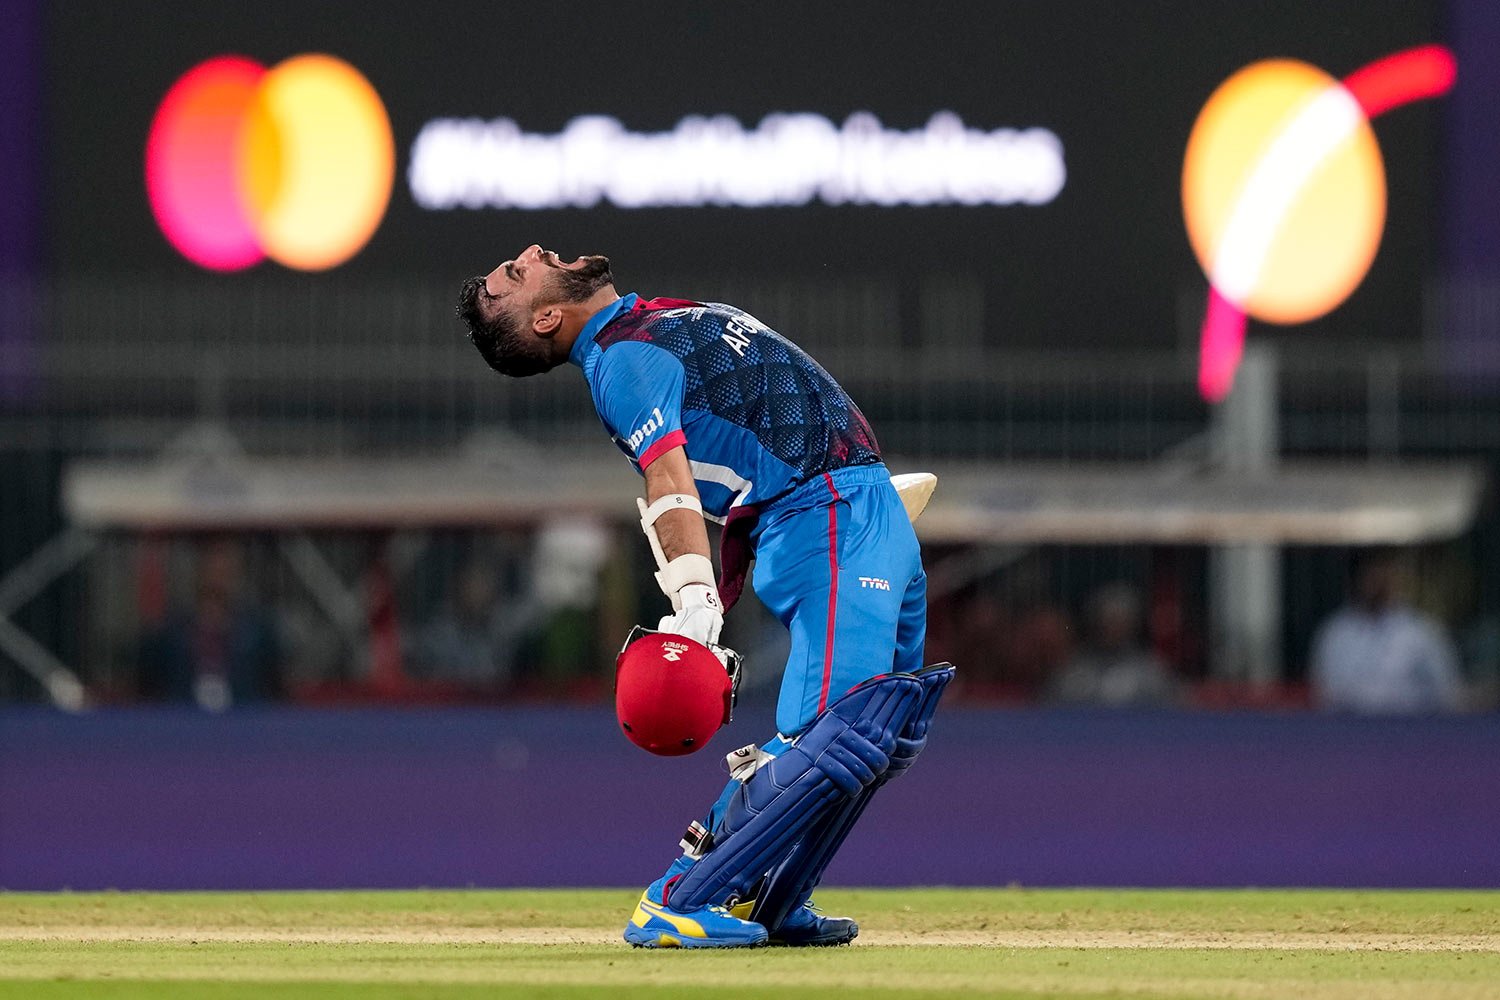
[591,342,688,468]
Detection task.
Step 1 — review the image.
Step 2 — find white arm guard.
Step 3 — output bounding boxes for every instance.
[659,555,717,600]
[640,492,704,526]
[637,493,716,611]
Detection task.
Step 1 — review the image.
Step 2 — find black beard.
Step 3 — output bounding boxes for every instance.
[492,351,553,378]
[543,255,613,304]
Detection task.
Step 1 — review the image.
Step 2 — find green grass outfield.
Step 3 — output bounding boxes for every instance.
[2,888,1498,999]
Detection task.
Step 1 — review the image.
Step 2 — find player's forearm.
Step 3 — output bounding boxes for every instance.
[643,446,711,562]
[641,445,722,645]
[654,508,711,561]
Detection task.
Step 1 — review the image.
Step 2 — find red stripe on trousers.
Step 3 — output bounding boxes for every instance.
[817,473,842,712]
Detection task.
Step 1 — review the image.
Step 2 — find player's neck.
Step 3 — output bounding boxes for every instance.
[556,286,621,355]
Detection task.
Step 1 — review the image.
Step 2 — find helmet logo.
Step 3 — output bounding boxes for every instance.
[661,641,689,663]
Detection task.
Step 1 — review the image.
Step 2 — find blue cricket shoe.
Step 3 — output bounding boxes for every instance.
[623,866,768,949]
[733,899,859,947]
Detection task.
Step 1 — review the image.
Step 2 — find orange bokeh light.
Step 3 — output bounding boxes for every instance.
[146,54,394,272]
[1182,59,1386,326]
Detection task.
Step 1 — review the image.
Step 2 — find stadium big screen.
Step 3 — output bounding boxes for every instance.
[49,0,1440,350]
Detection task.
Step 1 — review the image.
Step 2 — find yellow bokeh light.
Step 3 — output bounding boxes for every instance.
[1182,59,1386,325]
[236,54,394,272]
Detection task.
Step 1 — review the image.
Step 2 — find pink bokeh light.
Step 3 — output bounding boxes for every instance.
[144,56,266,271]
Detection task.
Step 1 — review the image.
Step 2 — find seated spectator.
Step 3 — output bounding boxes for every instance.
[1310,548,1462,714]
[1049,582,1177,707]
[139,537,283,711]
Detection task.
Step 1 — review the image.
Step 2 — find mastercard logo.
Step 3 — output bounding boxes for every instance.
[1183,45,1456,402]
[146,54,395,272]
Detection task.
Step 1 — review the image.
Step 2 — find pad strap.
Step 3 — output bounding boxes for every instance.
[680,820,715,860]
[725,743,779,783]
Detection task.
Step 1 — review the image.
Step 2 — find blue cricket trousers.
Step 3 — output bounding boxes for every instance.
[697,462,926,834]
[751,462,927,738]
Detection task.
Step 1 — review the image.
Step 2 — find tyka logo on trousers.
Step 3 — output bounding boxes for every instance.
[859,577,891,591]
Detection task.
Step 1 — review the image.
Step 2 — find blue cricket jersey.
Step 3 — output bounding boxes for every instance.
[570,293,881,522]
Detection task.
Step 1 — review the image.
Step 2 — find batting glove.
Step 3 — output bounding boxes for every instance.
[657,582,724,647]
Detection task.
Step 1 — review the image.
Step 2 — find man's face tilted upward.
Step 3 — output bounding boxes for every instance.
[456,245,614,377]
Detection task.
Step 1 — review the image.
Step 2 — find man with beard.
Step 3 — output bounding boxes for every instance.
[456,246,949,948]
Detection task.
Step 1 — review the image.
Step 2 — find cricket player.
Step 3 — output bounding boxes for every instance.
[457,246,952,948]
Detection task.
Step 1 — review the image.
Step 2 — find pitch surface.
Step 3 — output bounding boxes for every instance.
[2,888,1497,998]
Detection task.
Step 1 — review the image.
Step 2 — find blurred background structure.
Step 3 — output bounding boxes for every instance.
[2,1,1499,890]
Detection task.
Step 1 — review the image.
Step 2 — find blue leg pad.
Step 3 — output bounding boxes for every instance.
[749,663,955,932]
[665,671,926,914]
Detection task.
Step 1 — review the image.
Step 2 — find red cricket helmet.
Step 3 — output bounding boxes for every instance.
[615,627,741,756]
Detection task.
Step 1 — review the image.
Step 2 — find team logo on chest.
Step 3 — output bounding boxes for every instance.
[721,319,754,358]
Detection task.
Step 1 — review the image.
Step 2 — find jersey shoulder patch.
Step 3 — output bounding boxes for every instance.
[595,298,706,351]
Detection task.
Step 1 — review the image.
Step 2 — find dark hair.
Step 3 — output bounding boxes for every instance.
[456,275,525,374]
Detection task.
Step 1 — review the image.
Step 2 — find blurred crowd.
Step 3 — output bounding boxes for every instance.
[127,521,631,711]
[97,524,1499,716]
[924,545,1489,713]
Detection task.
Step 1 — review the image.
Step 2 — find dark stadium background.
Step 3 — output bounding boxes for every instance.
[2,0,1498,892]
[48,0,1437,347]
